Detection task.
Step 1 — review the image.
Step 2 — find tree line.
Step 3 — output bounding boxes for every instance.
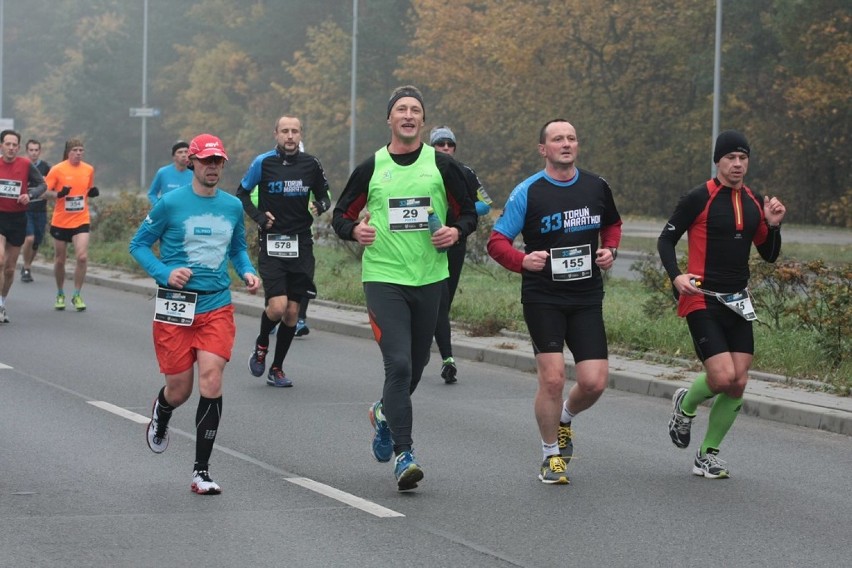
[6,0,850,225]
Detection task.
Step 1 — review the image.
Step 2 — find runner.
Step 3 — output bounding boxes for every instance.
[20,139,51,283]
[130,133,260,494]
[44,138,97,311]
[659,129,786,478]
[428,125,492,383]
[147,140,192,206]
[238,116,330,387]
[488,119,622,484]
[0,130,47,322]
[332,85,477,490]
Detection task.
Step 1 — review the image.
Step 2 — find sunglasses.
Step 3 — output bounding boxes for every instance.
[194,155,225,165]
[434,141,456,148]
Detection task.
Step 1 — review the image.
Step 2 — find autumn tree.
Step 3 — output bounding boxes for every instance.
[402,0,714,212]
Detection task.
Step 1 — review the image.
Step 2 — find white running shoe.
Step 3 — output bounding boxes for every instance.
[146,398,169,454]
[191,470,222,495]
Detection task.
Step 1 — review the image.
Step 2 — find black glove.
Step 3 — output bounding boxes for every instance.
[57,186,72,198]
[87,186,99,198]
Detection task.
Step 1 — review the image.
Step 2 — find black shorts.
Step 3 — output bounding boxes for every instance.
[50,224,90,243]
[0,211,27,247]
[259,248,316,302]
[523,302,608,362]
[686,302,754,361]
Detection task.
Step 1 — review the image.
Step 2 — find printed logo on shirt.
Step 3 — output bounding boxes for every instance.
[194,227,213,236]
[267,179,308,195]
[540,206,601,234]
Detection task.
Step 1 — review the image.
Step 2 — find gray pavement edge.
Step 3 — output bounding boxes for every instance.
[36,262,851,438]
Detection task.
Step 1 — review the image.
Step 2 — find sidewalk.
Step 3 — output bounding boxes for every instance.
[64,262,852,438]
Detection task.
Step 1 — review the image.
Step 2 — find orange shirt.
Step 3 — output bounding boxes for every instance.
[45,160,95,228]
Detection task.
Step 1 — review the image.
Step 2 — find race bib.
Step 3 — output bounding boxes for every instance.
[549,245,592,281]
[154,288,197,326]
[65,195,85,212]
[266,233,299,258]
[388,196,430,231]
[0,179,21,199]
[715,288,757,321]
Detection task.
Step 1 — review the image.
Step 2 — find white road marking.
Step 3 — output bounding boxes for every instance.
[87,400,405,518]
[287,477,404,518]
[0,362,13,370]
[88,400,150,423]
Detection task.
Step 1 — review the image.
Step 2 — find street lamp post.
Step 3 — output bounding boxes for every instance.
[349,0,358,173]
[711,0,722,177]
[140,0,149,189]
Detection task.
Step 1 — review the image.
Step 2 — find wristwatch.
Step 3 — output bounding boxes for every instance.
[607,247,618,260]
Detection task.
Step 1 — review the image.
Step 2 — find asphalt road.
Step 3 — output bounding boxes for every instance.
[1,277,851,567]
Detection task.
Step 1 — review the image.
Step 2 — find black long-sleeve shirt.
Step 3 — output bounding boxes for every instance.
[657,178,781,316]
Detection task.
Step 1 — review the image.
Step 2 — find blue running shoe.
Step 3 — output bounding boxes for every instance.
[295,318,309,337]
[394,451,424,491]
[248,344,268,377]
[368,400,393,462]
[267,367,293,387]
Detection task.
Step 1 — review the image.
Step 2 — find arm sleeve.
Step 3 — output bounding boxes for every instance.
[128,202,173,285]
[228,213,257,277]
[753,194,782,262]
[657,189,703,281]
[487,231,524,273]
[437,154,477,238]
[756,226,782,262]
[236,184,266,227]
[462,164,491,216]
[599,181,622,248]
[146,171,161,206]
[332,159,374,241]
[27,163,46,199]
[237,157,267,226]
[311,157,332,214]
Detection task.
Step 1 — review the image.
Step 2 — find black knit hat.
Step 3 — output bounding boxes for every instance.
[713,130,750,163]
[171,140,189,156]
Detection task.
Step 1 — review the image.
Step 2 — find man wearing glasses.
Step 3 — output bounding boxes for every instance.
[130,134,260,495]
[428,125,492,383]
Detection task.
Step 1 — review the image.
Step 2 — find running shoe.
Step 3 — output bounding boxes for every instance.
[267,367,293,387]
[0,306,8,324]
[54,293,66,310]
[558,423,574,464]
[21,268,33,283]
[248,344,268,377]
[71,294,86,311]
[669,387,693,448]
[191,470,222,495]
[368,400,393,463]
[146,398,169,454]
[440,357,457,384]
[294,319,310,337]
[693,449,730,479]
[538,455,570,484]
[394,451,423,491]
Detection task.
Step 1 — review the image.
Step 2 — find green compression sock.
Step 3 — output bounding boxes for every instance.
[681,372,714,415]
[702,393,743,454]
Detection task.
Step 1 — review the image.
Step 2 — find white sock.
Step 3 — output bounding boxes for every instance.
[0,296,5,307]
[542,440,560,461]
[560,399,575,424]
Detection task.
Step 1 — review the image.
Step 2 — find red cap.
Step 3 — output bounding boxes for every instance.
[188,134,229,160]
